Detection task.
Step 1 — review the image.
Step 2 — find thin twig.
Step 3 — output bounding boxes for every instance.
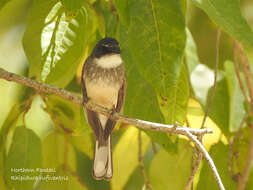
[184,151,202,190]
[200,27,221,129]
[228,112,250,181]
[234,39,253,190]
[184,131,225,190]
[0,67,212,136]
[232,43,250,104]
[138,130,153,190]
[151,140,158,154]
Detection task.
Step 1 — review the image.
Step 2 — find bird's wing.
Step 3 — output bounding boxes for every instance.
[104,77,126,140]
[81,57,103,141]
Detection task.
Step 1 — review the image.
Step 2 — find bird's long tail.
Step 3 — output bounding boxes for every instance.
[93,135,112,180]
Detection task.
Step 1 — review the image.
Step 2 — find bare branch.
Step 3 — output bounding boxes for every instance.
[184,131,225,190]
[0,67,212,136]
[233,43,250,104]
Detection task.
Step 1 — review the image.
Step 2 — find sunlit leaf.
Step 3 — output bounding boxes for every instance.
[4,127,42,190]
[117,25,178,153]
[224,60,245,132]
[23,0,98,87]
[206,77,230,136]
[149,139,192,190]
[42,132,76,171]
[191,0,253,48]
[126,0,187,124]
[111,128,150,190]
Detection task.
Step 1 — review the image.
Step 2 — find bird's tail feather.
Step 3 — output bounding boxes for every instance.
[93,135,112,180]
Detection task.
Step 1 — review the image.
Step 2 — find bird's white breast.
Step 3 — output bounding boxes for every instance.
[95,54,122,68]
[85,79,120,128]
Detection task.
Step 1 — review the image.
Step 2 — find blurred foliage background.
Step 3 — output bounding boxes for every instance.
[0,0,253,189]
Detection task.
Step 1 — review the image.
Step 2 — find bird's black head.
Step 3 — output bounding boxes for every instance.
[91,37,121,58]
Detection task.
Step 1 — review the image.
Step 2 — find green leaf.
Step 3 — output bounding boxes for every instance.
[4,127,42,190]
[0,0,11,11]
[158,64,189,124]
[45,95,90,135]
[127,0,187,124]
[127,0,185,92]
[207,77,230,136]
[113,0,130,26]
[191,0,253,48]
[123,167,144,190]
[118,27,177,153]
[111,128,150,190]
[70,133,94,159]
[23,0,97,87]
[224,60,245,132]
[61,0,85,12]
[24,95,53,139]
[185,28,200,74]
[149,139,192,190]
[42,132,76,171]
[196,142,237,190]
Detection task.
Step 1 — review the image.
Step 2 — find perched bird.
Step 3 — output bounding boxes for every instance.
[81,37,126,180]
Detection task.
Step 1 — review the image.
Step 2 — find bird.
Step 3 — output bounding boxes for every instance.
[81,37,126,180]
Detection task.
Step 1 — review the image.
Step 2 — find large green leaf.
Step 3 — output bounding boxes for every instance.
[118,26,178,153]
[149,139,192,190]
[126,0,187,124]
[191,0,253,48]
[127,0,185,91]
[111,128,150,190]
[42,132,76,171]
[23,0,97,87]
[224,60,245,132]
[4,127,42,190]
[196,142,237,190]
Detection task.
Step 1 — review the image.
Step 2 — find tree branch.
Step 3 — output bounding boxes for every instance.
[184,131,225,190]
[0,67,211,136]
[0,67,226,189]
